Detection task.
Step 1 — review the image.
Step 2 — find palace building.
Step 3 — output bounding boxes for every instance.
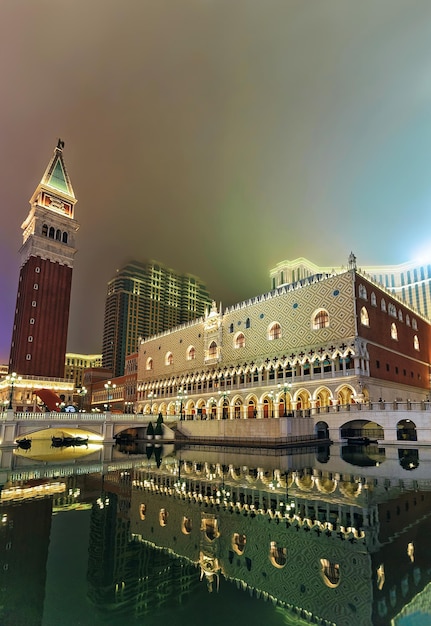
[270,256,431,320]
[136,254,431,418]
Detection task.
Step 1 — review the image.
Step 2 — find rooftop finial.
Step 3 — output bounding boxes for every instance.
[57,138,65,150]
[348,251,357,270]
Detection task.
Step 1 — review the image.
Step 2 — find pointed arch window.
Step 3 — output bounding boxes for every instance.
[412,318,418,330]
[360,306,369,327]
[146,358,153,370]
[55,229,62,241]
[245,318,251,329]
[42,224,48,236]
[414,335,420,351]
[165,352,173,366]
[62,232,68,244]
[268,322,281,340]
[208,341,217,358]
[48,226,55,239]
[391,323,398,341]
[358,284,367,299]
[388,303,397,318]
[371,292,377,306]
[187,346,196,360]
[406,314,411,326]
[313,309,329,330]
[381,299,386,312]
[235,333,245,349]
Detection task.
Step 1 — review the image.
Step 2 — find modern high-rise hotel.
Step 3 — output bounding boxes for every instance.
[102,261,212,377]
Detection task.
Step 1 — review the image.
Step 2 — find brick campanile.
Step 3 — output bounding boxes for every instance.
[9,140,79,378]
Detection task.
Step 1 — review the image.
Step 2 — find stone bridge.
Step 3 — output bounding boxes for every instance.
[0,410,176,446]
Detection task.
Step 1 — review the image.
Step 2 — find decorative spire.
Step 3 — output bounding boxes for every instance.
[348,252,357,270]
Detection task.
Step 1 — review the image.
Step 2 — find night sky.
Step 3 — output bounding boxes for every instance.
[2,1,431,364]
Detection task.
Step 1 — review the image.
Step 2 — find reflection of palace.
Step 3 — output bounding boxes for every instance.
[129,446,431,626]
[136,253,431,431]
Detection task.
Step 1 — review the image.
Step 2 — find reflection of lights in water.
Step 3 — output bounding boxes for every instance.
[1,482,66,502]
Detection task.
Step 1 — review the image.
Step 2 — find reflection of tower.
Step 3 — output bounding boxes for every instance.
[0,498,53,626]
[9,140,78,377]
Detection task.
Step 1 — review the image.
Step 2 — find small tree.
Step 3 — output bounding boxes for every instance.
[157,412,164,426]
[154,421,163,437]
[147,422,154,438]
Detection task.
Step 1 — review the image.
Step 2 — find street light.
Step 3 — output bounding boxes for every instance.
[104,381,116,412]
[177,387,187,419]
[219,390,230,419]
[6,372,22,410]
[77,386,87,412]
[268,390,275,418]
[278,382,292,417]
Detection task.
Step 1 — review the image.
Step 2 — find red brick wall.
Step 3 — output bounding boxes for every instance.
[355,276,431,391]
[9,256,72,378]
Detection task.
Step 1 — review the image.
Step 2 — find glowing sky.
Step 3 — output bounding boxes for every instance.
[1,0,431,363]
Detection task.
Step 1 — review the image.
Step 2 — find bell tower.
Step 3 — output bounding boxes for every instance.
[9,140,79,378]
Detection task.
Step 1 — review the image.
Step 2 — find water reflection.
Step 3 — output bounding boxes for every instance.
[0,442,431,625]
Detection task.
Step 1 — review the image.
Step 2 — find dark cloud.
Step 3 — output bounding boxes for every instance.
[1,0,431,362]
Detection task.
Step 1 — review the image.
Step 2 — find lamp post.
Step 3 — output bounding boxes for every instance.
[219,390,230,419]
[78,386,87,412]
[148,391,156,415]
[104,381,116,412]
[177,387,187,420]
[268,390,275,418]
[278,382,292,417]
[6,372,22,410]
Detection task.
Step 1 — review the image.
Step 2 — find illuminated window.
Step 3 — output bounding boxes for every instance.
[187,346,196,360]
[381,299,386,312]
[26,354,31,360]
[29,318,35,324]
[146,358,153,370]
[313,310,329,330]
[414,335,419,350]
[268,322,282,340]
[360,307,369,327]
[165,352,173,366]
[28,336,33,342]
[208,341,217,358]
[139,504,146,520]
[235,333,245,349]
[159,508,168,526]
[321,559,340,588]
[35,267,40,273]
[269,541,287,568]
[232,533,247,555]
[391,323,398,341]
[182,517,193,534]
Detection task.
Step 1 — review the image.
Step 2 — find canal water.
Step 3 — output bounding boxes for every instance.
[1,439,431,626]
